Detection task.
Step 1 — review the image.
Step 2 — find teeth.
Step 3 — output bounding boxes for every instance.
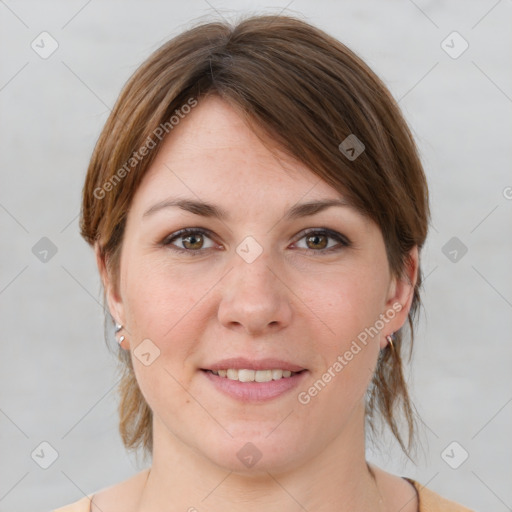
[210,369,299,382]
[255,369,272,382]
[272,369,283,380]
[227,369,238,380]
[238,369,255,382]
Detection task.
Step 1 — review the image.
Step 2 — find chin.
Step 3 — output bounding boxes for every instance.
[197,428,308,475]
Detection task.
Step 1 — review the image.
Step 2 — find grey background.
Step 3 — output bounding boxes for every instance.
[1,1,511,511]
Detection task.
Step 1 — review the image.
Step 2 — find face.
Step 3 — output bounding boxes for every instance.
[100,96,416,473]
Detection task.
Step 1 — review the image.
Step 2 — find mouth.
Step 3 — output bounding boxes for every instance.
[200,358,308,402]
[202,368,306,382]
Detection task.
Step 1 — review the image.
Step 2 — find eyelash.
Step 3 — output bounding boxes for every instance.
[161,227,351,256]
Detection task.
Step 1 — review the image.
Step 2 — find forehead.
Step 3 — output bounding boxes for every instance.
[132,96,344,210]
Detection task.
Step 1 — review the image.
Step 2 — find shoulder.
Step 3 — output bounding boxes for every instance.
[52,495,92,512]
[369,464,475,512]
[410,480,477,512]
[52,468,150,512]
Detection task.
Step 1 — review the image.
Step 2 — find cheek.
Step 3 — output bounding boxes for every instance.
[123,262,207,419]
[121,256,224,414]
[310,266,388,345]
[122,253,211,338]
[296,274,383,423]
[302,265,386,399]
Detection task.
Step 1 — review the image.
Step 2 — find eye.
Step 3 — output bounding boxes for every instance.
[162,228,217,253]
[161,227,350,256]
[293,228,350,254]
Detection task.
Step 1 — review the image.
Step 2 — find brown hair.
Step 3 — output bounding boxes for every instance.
[80,14,429,460]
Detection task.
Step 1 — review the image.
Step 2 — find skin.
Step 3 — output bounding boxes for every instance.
[94,95,419,512]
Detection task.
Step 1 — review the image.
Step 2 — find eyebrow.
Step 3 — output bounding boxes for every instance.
[142,197,351,220]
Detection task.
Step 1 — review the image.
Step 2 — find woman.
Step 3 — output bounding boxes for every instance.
[54,15,474,512]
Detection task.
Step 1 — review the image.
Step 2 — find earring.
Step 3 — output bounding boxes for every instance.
[115,323,125,346]
[385,333,395,352]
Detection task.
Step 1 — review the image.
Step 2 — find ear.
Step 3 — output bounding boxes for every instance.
[95,242,126,328]
[380,246,419,349]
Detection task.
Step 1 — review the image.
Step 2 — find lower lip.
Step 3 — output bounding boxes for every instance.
[202,370,308,402]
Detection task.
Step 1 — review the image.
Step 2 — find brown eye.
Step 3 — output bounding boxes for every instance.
[182,233,204,250]
[305,233,328,250]
[163,228,216,253]
[294,229,350,254]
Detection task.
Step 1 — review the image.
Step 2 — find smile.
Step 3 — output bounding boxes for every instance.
[206,368,302,382]
[201,368,308,402]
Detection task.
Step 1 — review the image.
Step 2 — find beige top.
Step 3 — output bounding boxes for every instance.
[53,478,476,512]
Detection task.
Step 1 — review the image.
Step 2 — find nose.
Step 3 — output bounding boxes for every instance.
[217,250,293,336]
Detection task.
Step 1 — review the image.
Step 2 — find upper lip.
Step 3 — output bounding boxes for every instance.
[203,357,306,372]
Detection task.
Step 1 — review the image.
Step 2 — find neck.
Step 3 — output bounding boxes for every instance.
[136,407,384,512]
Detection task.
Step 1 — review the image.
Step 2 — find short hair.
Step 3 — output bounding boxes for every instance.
[80,15,429,459]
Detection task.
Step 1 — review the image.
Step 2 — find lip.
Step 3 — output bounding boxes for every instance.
[202,368,308,402]
[203,357,306,373]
